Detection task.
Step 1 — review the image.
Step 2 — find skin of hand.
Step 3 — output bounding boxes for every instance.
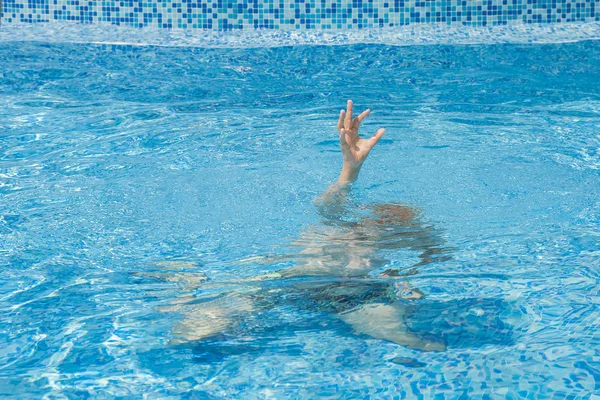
[337,100,386,183]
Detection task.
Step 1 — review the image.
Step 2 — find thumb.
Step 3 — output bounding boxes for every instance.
[369,128,386,147]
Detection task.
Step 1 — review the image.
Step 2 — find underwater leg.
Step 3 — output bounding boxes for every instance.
[338,302,446,351]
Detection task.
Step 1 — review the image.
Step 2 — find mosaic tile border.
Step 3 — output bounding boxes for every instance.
[1,0,599,30]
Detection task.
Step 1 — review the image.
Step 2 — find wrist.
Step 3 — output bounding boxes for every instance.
[338,162,362,183]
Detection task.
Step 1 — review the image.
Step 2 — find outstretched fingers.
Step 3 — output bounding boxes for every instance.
[344,100,353,129]
[338,102,384,154]
[353,109,370,129]
[337,109,345,131]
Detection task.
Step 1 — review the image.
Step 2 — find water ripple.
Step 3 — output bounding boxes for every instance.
[1,40,599,398]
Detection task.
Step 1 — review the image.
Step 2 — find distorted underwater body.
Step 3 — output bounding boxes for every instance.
[152,203,453,352]
[1,38,599,398]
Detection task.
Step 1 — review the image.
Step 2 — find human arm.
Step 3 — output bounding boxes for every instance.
[315,100,386,219]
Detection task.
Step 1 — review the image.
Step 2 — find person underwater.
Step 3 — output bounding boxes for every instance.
[148,100,451,351]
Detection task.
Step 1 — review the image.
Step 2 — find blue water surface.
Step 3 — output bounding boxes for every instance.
[1,40,599,398]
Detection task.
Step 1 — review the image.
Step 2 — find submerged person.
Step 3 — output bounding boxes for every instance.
[157,100,451,351]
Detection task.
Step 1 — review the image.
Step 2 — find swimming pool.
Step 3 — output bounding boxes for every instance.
[1,32,600,397]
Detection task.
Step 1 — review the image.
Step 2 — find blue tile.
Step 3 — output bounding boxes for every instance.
[2,0,599,29]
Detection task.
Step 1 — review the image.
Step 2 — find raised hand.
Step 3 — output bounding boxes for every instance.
[337,100,386,183]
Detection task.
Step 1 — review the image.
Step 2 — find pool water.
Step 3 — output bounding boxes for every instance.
[1,40,599,398]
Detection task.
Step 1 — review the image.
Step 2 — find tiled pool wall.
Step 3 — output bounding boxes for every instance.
[1,0,599,30]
